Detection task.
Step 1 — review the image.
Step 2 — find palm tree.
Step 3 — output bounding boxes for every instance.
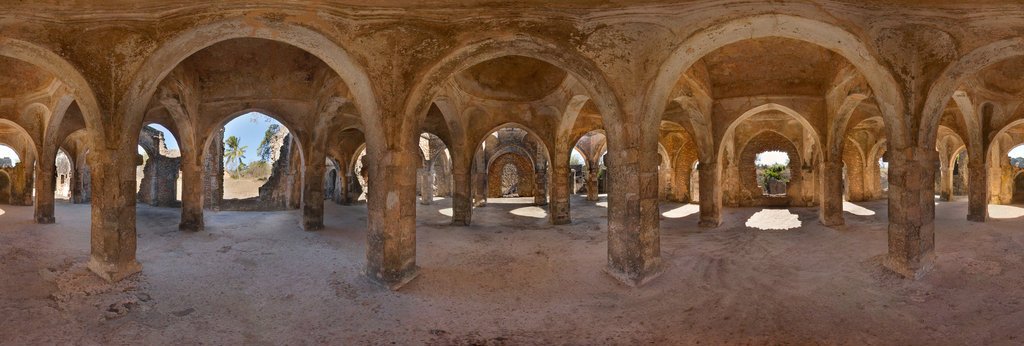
[224,135,248,177]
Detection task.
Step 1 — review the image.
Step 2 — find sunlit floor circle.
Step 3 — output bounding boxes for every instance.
[0,207,5,216]
[510,206,547,218]
[990,204,1024,219]
[438,208,453,217]
[662,204,699,218]
[843,201,876,216]
[745,209,801,230]
[595,202,608,208]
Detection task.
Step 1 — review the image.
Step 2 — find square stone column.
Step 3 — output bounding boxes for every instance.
[819,160,845,226]
[34,156,56,224]
[87,147,141,282]
[698,161,722,227]
[418,165,434,205]
[586,166,600,201]
[179,151,204,231]
[472,171,487,207]
[301,151,326,231]
[605,147,662,286]
[548,158,571,225]
[967,158,988,222]
[883,148,936,279]
[365,149,419,290]
[451,171,472,225]
[534,167,548,206]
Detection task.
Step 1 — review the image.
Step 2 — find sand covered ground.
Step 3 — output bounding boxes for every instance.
[2,196,1024,344]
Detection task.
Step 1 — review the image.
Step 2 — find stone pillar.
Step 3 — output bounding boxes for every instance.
[87,147,141,282]
[605,145,662,286]
[34,155,56,223]
[549,156,571,225]
[451,154,473,225]
[883,148,936,279]
[365,149,419,290]
[344,173,361,204]
[179,151,204,231]
[203,129,224,211]
[939,165,954,201]
[418,165,434,205]
[472,171,487,207]
[301,152,326,231]
[967,158,988,222]
[698,161,722,227]
[333,168,347,204]
[587,166,600,201]
[819,160,845,226]
[534,166,548,206]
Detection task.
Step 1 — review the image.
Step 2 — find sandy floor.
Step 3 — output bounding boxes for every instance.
[2,196,1024,344]
[221,177,265,199]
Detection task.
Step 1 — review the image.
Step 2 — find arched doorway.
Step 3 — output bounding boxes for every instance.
[487,152,536,198]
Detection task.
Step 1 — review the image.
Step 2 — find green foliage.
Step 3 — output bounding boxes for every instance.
[224,135,248,178]
[762,163,788,182]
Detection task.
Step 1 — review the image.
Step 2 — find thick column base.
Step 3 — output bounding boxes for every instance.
[883,251,935,279]
[365,265,420,290]
[966,212,987,223]
[604,259,664,287]
[88,257,142,282]
[36,215,55,224]
[819,215,845,227]
[698,217,721,228]
[302,215,324,231]
[179,220,204,232]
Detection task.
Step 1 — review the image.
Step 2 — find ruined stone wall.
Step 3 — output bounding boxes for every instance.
[137,155,181,207]
[0,163,33,206]
[137,126,181,207]
[735,131,806,207]
[487,152,535,198]
[224,134,301,211]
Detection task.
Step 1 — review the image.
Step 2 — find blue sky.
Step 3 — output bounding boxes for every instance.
[138,112,282,164]
[222,112,282,164]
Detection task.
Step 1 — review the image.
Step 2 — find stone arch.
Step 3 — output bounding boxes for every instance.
[0,37,105,146]
[487,152,536,198]
[0,119,39,161]
[648,14,906,150]
[921,38,1024,149]
[738,130,802,207]
[472,122,552,169]
[120,18,383,153]
[405,37,623,139]
[200,109,306,170]
[718,103,822,167]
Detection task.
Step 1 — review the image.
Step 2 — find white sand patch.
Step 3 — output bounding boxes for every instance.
[745,209,801,230]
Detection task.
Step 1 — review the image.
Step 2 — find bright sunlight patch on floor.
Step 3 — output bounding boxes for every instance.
[662,204,699,218]
[438,208,453,217]
[843,201,876,216]
[510,206,547,218]
[990,204,1024,219]
[745,209,801,230]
